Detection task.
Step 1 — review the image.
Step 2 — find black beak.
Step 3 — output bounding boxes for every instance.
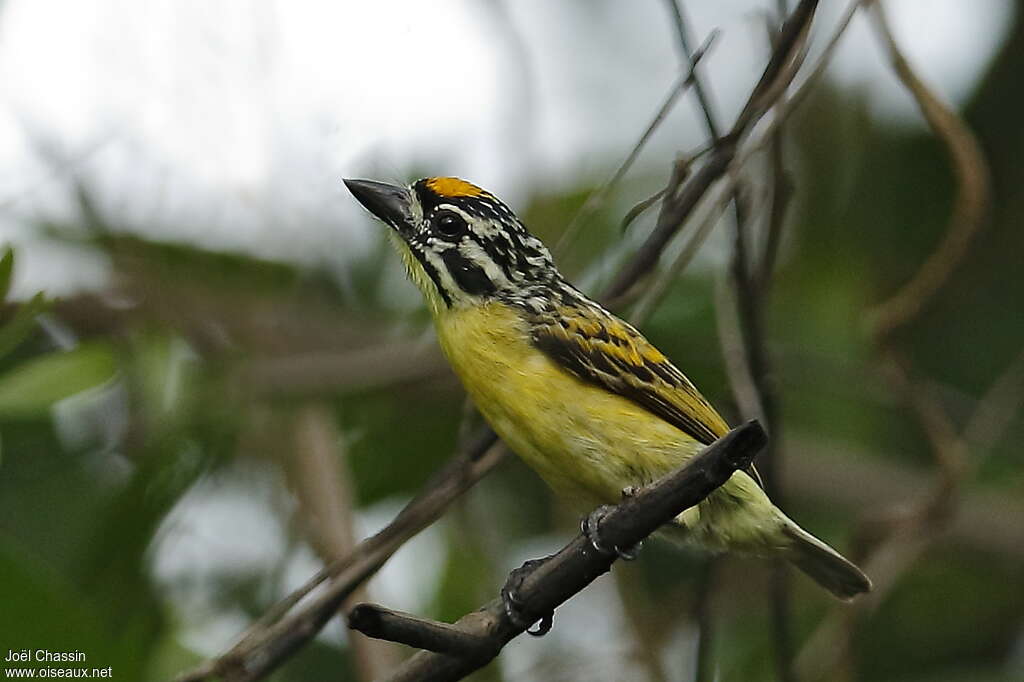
[343,179,411,230]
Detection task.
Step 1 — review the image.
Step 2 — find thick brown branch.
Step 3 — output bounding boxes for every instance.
[354,422,767,682]
[348,605,496,660]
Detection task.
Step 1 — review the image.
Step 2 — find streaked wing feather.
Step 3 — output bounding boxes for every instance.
[530,303,729,446]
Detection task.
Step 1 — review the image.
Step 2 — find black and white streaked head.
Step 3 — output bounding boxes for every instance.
[344,177,577,315]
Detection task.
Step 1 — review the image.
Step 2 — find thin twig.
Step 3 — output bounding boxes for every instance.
[628,180,732,325]
[683,8,814,675]
[626,0,728,327]
[620,186,669,235]
[755,12,799,682]
[728,0,865,181]
[713,273,767,438]
[663,0,722,140]
[555,30,719,256]
[626,11,733,672]
[604,0,820,300]
[692,557,719,682]
[758,92,794,288]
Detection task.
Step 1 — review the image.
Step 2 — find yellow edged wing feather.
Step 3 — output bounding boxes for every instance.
[529,302,729,446]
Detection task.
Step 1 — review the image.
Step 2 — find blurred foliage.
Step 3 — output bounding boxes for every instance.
[2,4,1024,682]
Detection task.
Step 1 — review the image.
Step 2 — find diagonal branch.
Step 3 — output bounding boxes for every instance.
[175,431,504,682]
[351,422,767,682]
[605,0,819,300]
[663,0,722,140]
[555,29,719,256]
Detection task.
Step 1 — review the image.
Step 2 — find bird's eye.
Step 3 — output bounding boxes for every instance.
[435,211,467,238]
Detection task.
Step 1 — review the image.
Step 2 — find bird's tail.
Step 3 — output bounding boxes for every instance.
[782,522,872,600]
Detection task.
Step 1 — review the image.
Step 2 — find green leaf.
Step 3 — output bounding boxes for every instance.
[0,343,117,418]
[0,247,14,302]
[0,292,48,360]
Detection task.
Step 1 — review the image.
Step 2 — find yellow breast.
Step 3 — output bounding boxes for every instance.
[434,302,704,509]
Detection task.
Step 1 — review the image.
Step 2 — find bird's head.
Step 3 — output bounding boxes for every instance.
[344,177,559,314]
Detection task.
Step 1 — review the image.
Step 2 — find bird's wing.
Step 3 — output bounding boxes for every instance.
[529,302,729,446]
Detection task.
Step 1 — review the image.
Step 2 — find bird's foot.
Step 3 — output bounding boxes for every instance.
[500,558,554,637]
[581,505,643,561]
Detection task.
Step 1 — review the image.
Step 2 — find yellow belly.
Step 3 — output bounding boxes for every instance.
[434,302,784,553]
[436,302,703,507]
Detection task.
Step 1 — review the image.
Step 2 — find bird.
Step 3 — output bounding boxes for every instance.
[344,176,871,600]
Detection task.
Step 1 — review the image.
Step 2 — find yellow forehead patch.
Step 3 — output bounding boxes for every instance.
[424,177,491,198]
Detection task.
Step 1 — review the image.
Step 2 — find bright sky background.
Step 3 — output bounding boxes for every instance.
[0,0,1014,297]
[0,0,1014,667]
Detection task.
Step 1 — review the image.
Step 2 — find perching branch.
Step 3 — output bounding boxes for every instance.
[350,422,767,682]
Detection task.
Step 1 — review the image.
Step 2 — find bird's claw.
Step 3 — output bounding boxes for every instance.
[581,505,643,561]
[616,540,643,561]
[501,558,554,636]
